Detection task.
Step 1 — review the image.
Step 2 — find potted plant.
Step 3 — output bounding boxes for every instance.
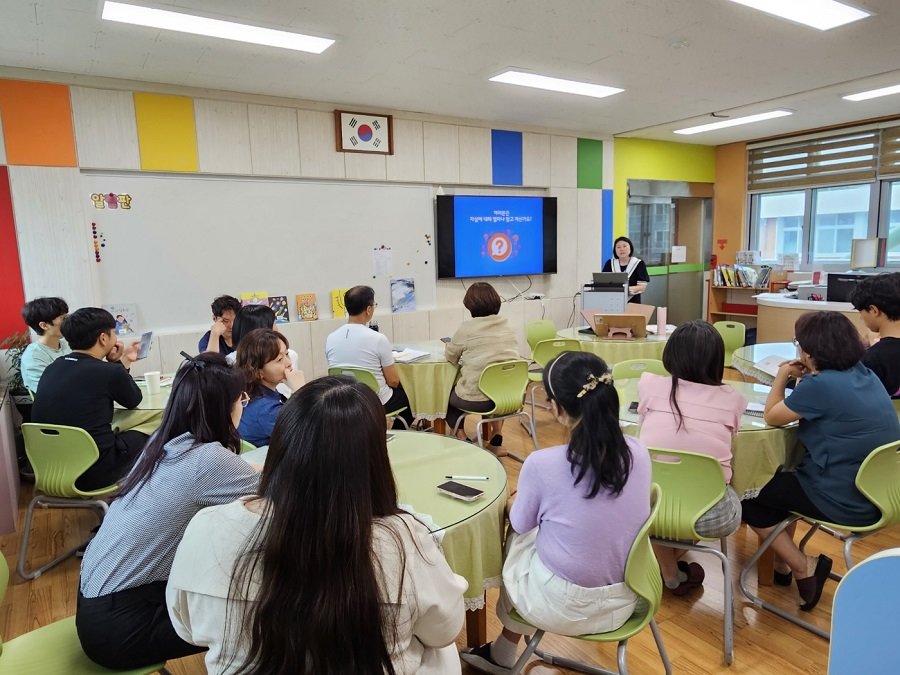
[1,330,32,414]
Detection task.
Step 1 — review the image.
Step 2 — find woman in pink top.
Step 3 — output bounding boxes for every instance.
[638,320,746,595]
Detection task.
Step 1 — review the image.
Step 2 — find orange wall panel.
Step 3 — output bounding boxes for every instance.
[713,142,748,266]
[0,79,76,167]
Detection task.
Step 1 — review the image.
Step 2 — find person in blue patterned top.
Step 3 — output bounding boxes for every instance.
[76,351,260,670]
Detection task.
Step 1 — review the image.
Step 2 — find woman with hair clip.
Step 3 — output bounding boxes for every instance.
[76,352,260,670]
[462,351,651,673]
[235,328,305,447]
[637,319,747,595]
[167,376,468,674]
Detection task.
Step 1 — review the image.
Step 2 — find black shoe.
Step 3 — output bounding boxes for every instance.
[796,554,833,611]
[460,642,511,674]
[489,434,503,447]
[774,569,793,586]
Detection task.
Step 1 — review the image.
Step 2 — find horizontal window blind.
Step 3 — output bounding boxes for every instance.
[748,131,879,192]
[878,125,900,178]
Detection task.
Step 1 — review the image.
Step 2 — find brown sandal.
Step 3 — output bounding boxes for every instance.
[795,554,833,611]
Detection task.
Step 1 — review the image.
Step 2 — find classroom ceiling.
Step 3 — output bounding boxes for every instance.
[2,1,900,144]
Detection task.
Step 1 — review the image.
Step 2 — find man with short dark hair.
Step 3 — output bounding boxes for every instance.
[198,295,241,355]
[850,272,900,398]
[325,286,415,427]
[20,296,71,392]
[32,308,146,490]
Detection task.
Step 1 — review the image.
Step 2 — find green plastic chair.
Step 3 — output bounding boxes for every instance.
[713,321,746,368]
[450,360,537,462]
[528,338,581,420]
[526,320,557,352]
[610,359,668,380]
[17,424,119,581]
[0,555,169,675]
[739,439,900,640]
[239,439,257,455]
[648,448,734,664]
[507,484,672,675]
[328,366,410,429]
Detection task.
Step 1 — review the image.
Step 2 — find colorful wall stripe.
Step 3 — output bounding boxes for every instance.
[576,138,603,189]
[0,166,26,341]
[0,80,77,167]
[134,93,199,172]
[601,189,614,265]
[491,129,523,185]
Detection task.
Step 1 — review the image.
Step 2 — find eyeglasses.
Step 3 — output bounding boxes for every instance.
[239,392,250,408]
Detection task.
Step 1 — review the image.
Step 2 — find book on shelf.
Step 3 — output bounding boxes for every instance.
[268,295,289,323]
[295,293,318,321]
[713,264,771,289]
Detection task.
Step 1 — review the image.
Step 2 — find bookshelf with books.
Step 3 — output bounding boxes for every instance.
[707,264,772,325]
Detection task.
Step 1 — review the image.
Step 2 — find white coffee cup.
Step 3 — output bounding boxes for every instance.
[145,371,162,394]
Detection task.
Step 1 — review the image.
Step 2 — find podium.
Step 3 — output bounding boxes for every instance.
[582,273,628,318]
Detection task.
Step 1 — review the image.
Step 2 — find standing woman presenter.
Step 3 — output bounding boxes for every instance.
[602,236,650,304]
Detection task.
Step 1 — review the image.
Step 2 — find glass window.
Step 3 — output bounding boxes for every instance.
[810,184,870,263]
[753,191,805,263]
[887,182,900,264]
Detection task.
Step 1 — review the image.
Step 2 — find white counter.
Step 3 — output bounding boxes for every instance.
[756,293,856,312]
[755,293,867,343]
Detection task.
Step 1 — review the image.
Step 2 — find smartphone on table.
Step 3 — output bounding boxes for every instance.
[437,480,484,502]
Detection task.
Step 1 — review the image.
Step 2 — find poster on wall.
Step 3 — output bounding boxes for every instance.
[103,303,138,335]
[390,278,416,313]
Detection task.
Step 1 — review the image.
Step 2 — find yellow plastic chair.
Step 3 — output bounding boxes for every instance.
[611,359,668,380]
[649,448,735,664]
[17,424,118,581]
[739,440,900,640]
[328,366,410,429]
[526,320,557,352]
[0,555,169,675]
[450,360,537,462]
[528,338,581,420]
[507,484,672,675]
[713,321,746,368]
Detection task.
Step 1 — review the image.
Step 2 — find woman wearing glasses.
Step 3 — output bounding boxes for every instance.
[76,352,261,670]
[742,311,900,611]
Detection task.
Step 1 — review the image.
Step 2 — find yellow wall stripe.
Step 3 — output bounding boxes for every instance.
[134,92,198,172]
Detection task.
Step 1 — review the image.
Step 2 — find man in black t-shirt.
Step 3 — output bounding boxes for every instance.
[32,308,147,490]
[850,273,900,399]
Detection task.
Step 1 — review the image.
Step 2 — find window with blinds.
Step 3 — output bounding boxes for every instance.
[878,125,900,178]
[748,130,879,192]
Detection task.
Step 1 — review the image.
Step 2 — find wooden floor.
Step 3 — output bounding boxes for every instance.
[2,375,897,674]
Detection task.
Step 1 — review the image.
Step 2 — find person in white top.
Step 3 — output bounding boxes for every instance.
[19,296,71,392]
[167,375,467,675]
[325,285,414,427]
[601,236,650,304]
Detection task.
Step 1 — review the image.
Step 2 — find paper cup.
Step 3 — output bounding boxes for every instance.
[145,371,162,394]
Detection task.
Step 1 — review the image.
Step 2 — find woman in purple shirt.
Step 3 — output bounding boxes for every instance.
[462,352,652,673]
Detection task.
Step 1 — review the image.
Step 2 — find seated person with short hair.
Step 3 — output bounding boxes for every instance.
[850,272,900,398]
[225,304,300,373]
[20,296,71,392]
[198,295,241,356]
[32,308,147,491]
[325,286,415,428]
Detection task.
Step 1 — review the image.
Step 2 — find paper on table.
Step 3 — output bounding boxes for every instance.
[754,354,786,377]
[645,324,677,335]
[745,401,766,417]
[392,348,430,363]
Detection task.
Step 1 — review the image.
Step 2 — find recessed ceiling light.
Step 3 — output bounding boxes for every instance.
[674,110,793,135]
[101,1,334,54]
[489,71,624,99]
[724,0,870,31]
[843,84,900,102]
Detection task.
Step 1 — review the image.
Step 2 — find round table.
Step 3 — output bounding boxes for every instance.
[557,327,668,364]
[241,431,507,610]
[393,341,459,421]
[731,342,795,385]
[615,378,800,499]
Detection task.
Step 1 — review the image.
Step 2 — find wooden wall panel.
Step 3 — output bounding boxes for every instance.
[194,99,252,174]
[70,87,140,170]
[248,104,301,176]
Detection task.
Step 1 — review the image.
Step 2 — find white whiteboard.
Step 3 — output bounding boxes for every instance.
[82,173,436,329]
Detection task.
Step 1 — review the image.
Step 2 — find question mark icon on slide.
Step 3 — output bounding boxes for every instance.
[487,233,512,262]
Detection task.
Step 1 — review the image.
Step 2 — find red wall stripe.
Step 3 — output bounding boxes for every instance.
[0,166,26,341]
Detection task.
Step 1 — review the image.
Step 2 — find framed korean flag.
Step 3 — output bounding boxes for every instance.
[335,110,393,155]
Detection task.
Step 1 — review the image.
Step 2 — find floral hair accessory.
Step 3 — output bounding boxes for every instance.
[576,371,613,398]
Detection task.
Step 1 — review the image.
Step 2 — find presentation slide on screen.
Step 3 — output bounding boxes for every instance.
[453,197,544,277]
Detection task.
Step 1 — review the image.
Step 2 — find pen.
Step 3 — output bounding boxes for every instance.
[445,475,489,481]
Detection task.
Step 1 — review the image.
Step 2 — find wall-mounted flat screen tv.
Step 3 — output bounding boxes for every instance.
[436,195,557,279]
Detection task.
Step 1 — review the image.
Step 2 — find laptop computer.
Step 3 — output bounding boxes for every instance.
[579,310,648,339]
[589,272,629,287]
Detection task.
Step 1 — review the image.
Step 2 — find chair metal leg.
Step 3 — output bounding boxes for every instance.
[738,516,830,640]
[649,618,673,675]
[533,646,618,675]
[509,630,544,674]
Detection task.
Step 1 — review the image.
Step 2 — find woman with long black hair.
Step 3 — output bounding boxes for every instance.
[462,351,652,672]
[76,352,259,670]
[167,376,467,674]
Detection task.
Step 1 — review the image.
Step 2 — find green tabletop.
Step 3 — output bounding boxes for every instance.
[393,340,460,420]
[242,431,508,608]
[615,378,801,499]
[557,327,668,364]
[112,379,168,435]
[732,342,795,385]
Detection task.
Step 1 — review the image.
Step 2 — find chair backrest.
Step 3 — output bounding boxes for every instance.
[22,424,103,498]
[328,366,380,395]
[854,440,900,530]
[611,359,668,380]
[478,360,530,416]
[648,448,727,541]
[526,320,557,351]
[624,483,663,616]
[239,439,257,455]
[713,321,746,368]
[0,553,7,649]
[532,338,581,368]
[829,548,900,674]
